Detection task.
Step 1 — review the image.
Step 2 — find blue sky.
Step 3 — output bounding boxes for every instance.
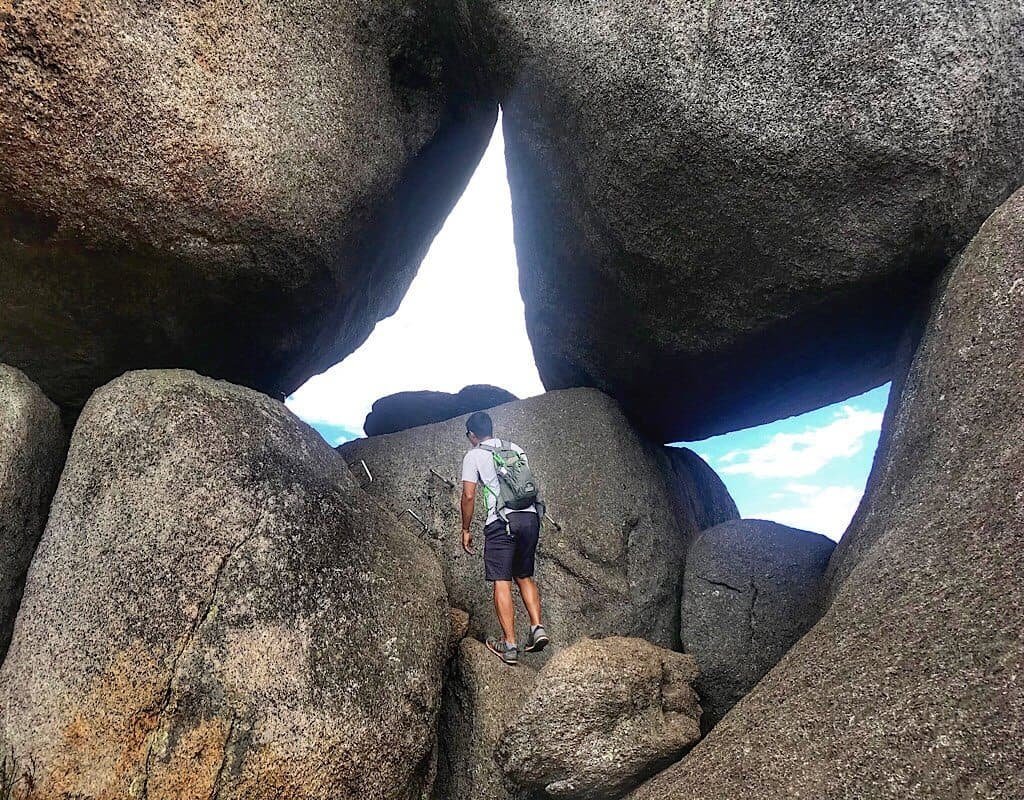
[676,384,889,539]
[287,117,888,542]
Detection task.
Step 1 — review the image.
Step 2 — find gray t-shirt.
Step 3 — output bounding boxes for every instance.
[461,437,538,525]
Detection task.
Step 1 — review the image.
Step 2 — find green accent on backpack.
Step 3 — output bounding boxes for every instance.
[479,440,539,515]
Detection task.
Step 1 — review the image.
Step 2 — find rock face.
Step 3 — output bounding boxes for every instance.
[0,365,65,659]
[663,447,739,532]
[496,637,702,800]
[681,519,835,730]
[0,2,495,412]
[625,190,1024,799]
[475,0,1024,440]
[340,388,698,655]
[0,370,450,799]
[435,638,536,800]
[364,384,518,436]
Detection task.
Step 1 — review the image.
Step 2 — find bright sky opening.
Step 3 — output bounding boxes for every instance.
[287,115,889,542]
[286,114,544,445]
[677,384,890,541]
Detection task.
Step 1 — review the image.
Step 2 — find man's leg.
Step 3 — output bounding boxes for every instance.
[493,580,517,644]
[514,576,543,627]
[508,511,548,653]
[483,519,518,647]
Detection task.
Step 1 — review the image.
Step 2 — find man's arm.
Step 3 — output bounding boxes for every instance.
[460,481,477,554]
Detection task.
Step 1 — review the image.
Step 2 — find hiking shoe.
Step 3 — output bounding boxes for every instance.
[486,637,519,667]
[524,624,550,653]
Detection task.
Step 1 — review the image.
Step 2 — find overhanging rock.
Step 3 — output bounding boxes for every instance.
[0,1,496,413]
[625,187,1024,800]
[475,0,1024,440]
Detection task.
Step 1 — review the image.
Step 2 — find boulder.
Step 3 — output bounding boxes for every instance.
[435,638,536,800]
[0,370,450,799]
[496,637,701,800]
[0,365,65,659]
[364,384,518,436]
[340,388,698,656]
[0,1,496,413]
[681,519,835,731]
[474,0,1024,440]
[625,191,1024,798]
[663,447,739,532]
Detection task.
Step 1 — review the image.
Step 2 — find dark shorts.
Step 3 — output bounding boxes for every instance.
[483,511,541,582]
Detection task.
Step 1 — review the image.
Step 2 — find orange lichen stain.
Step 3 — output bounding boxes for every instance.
[11,647,368,799]
[143,714,232,800]
[17,647,165,799]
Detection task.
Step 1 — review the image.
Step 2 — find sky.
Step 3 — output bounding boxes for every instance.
[287,116,889,542]
[286,114,544,446]
[677,385,889,540]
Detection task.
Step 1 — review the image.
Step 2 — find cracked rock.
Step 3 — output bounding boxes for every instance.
[681,518,835,731]
[0,370,450,799]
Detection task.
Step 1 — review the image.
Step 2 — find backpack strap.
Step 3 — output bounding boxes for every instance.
[474,443,505,517]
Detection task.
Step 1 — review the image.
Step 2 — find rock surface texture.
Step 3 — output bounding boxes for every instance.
[0,1,495,412]
[681,519,835,731]
[496,637,702,800]
[0,365,65,659]
[626,190,1024,799]
[364,384,518,436]
[435,638,536,800]
[663,447,739,532]
[0,370,450,799]
[475,0,1024,440]
[340,389,698,655]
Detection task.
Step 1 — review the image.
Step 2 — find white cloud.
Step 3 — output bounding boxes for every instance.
[286,114,544,431]
[753,484,864,541]
[716,406,883,479]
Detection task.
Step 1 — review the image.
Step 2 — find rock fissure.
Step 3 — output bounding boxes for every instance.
[693,575,747,594]
[138,498,269,794]
[209,714,239,800]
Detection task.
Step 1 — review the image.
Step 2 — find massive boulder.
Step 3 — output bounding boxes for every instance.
[0,2,495,412]
[340,388,699,655]
[625,191,1024,798]
[496,637,702,800]
[0,365,65,659]
[663,447,739,532]
[364,384,518,436]
[475,0,1024,440]
[435,638,536,800]
[681,519,835,731]
[0,370,450,799]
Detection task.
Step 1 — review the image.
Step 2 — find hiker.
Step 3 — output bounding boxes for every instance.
[460,411,549,666]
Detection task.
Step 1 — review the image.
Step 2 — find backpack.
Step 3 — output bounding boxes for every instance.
[478,440,540,515]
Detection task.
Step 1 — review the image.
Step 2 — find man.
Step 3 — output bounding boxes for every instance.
[460,411,549,666]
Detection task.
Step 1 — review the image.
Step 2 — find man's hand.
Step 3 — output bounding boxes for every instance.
[461,528,475,555]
